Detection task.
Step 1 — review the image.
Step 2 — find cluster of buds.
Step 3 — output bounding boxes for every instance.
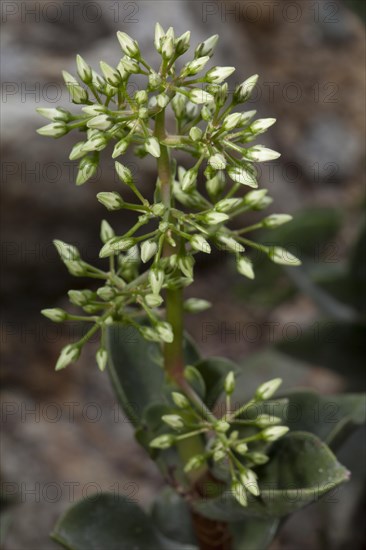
[150,372,288,507]
[38,24,300,371]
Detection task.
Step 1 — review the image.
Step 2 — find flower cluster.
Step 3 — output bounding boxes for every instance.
[38,24,301,370]
[150,373,288,507]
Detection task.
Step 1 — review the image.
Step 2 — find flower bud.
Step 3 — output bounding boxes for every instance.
[224,371,235,395]
[99,61,120,86]
[115,162,133,184]
[86,114,112,131]
[232,481,247,507]
[55,344,80,371]
[235,442,248,456]
[97,192,123,211]
[37,122,68,138]
[190,235,211,254]
[141,240,158,263]
[218,235,244,253]
[234,74,258,103]
[156,321,174,343]
[112,139,129,159]
[178,256,194,278]
[145,137,161,158]
[201,211,229,225]
[75,155,98,185]
[157,93,169,109]
[208,153,226,170]
[205,66,235,84]
[206,172,225,198]
[195,34,219,58]
[255,414,282,428]
[96,348,108,372]
[76,54,92,83]
[64,260,88,276]
[249,118,276,135]
[215,420,230,433]
[268,247,301,266]
[161,35,175,60]
[69,141,87,160]
[36,107,70,122]
[154,23,165,53]
[175,30,191,55]
[151,203,165,217]
[68,290,93,306]
[41,308,67,322]
[182,56,210,77]
[53,240,80,261]
[120,56,140,74]
[97,286,115,301]
[100,220,115,243]
[262,214,292,228]
[243,189,268,208]
[215,198,242,213]
[162,414,184,430]
[172,392,189,409]
[150,434,176,449]
[255,378,282,400]
[237,256,255,280]
[222,112,242,131]
[246,452,269,465]
[148,71,162,89]
[183,298,211,313]
[62,71,88,104]
[240,470,260,497]
[182,169,198,192]
[184,454,206,472]
[99,237,135,258]
[149,269,164,294]
[189,89,214,105]
[189,126,203,141]
[83,134,107,153]
[262,426,289,441]
[117,31,140,58]
[245,145,281,162]
[139,326,160,342]
[145,293,163,308]
[228,167,257,188]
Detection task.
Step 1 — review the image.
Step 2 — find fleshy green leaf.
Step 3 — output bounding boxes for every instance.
[51,493,166,550]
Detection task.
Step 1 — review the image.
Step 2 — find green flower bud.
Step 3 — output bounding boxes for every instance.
[183,298,211,313]
[218,234,244,253]
[190,235,211,254]
[149,269,164,294]
[62,71,88,104]
[205,66,235,83]
[69,141,87,160]
[208,153,226,170]
[182,56,210,77]
[175,30,191,55]
[249,118,276,135]
[215,420,230,433]
[245,145,281,162]
[262,426,289,441]
[64,260,88,276]
[115,162,133,184]
[157,93,169,109]
[232,480,247,507]
[246,452,269,465]
[178,256,194,278]
[141,240,158,263]
[222,112,242,131]
[76,155,98,185]
[37,122,68,138]
[162,414,184,430]
[268,247,301,266]
[215,198,242,213]
[97,192,123,211]
[172,94,187,118]
[161,35,175,60]
[76,54,92,83]
[255,414,282,428]
[55,344,80,371]
[149,434,176,449]
[201,211,229,225]
[195,34,219,58]
[99,237,135,258]
[228,166,257,188]
[189,89,214,105]
[36,107,70,122]
[120,56,140,74]
[68,289,93,306]
[148,71,162,89]
[240,469,260,497]
[181,169,198,192]
[243,189,268,208]
[255,378,282,400]
[224,371,235,395]
[83,134,108,153]
[156,321,174,343]
[213,448,226,462]
[206,172,226,198]
[235,442,248,456]
[53,240,80,261]
[112,139,129,159]
[237,256,255,280]
[145,293,163,308]
[189,126,203,141]
[117,31,140,58]
[100,220,115,243]
[139,326,160,342]
[86,114,112,131]
[96,348,108,372]
[41,308,67,322]
[171,392,190,409]
[97,286,115,301]
[154,23,165,53]
[234,74,258,103]
[262,214,293,228]
[184,454,206,472]
[145,137,161,158]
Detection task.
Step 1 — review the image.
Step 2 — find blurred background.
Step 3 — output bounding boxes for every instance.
[1,0,365,548]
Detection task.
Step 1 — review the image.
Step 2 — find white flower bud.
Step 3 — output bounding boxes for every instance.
[240,470,260,497]
[115,162,133,184]
[156,321,174,343]
[99,237,135,258]
[162,414,184,430]
[76,157,98,186]
[157,93,169,109]
[189,126,203,141]
[215,420,230,433]
[41,308,67,322]
[171,392,189,408]
[149,434,176,449]
[222,112,242,131]
[245,145,281,162]
[243,189,268,208]
[182,56,210,77]
[161,35,175,60]
[76,54,92,83]
[141,240,158,263]
[201,211,229,225]
[134,90,148,105]
[86,114,112,131]
[116,31,140,58]
[64,260,87,276]
[250,118,276,134]
[149,269,164,294]
[190,235,211,254]
[145,137,161,158]
[263,214,293,228]
[268,247,301,266]
[218,235,244,253]
[215,198,242,213]
[83,134,107,153]
[120,56,140,74]
[232,481,247,507]
[234,74,259,103]
[145,293,163,308]
[172,94,186,118]
[112,139,129,159]
[148,71,162,89]
[55,344,80,371]
[255,378,282,400]
[69,141,87,160]
[154,23,165,53]
[205,66,235,84]
[237,256,255,280]
[255,414,282,428]
[37,122,68,138]
[99,61,121,86]
[178,256,194,278]
[183,298,211,313]
[36,107,70,122]
[97,192,123,211]
[235,442,248,456]
[175,30,191,55]
[62,71,88,104]
[228,167,258,188]
[208,153,226,170]
[224,371,235,395]
[189,89,214,105]
[182,169,198,192]
[195,34,219,58]
[184,454,206,472]
[68,290,93,306]
[139,326,160,342]
[53,240,80,261]
[247,452,269,465]
[96,348,108,372]
[262,426,289,441]
[97,286,115,301]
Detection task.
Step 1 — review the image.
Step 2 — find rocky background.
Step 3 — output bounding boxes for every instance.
[1,1,365,548]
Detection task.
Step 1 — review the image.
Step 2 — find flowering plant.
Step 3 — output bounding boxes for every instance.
[38,24,364,550]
